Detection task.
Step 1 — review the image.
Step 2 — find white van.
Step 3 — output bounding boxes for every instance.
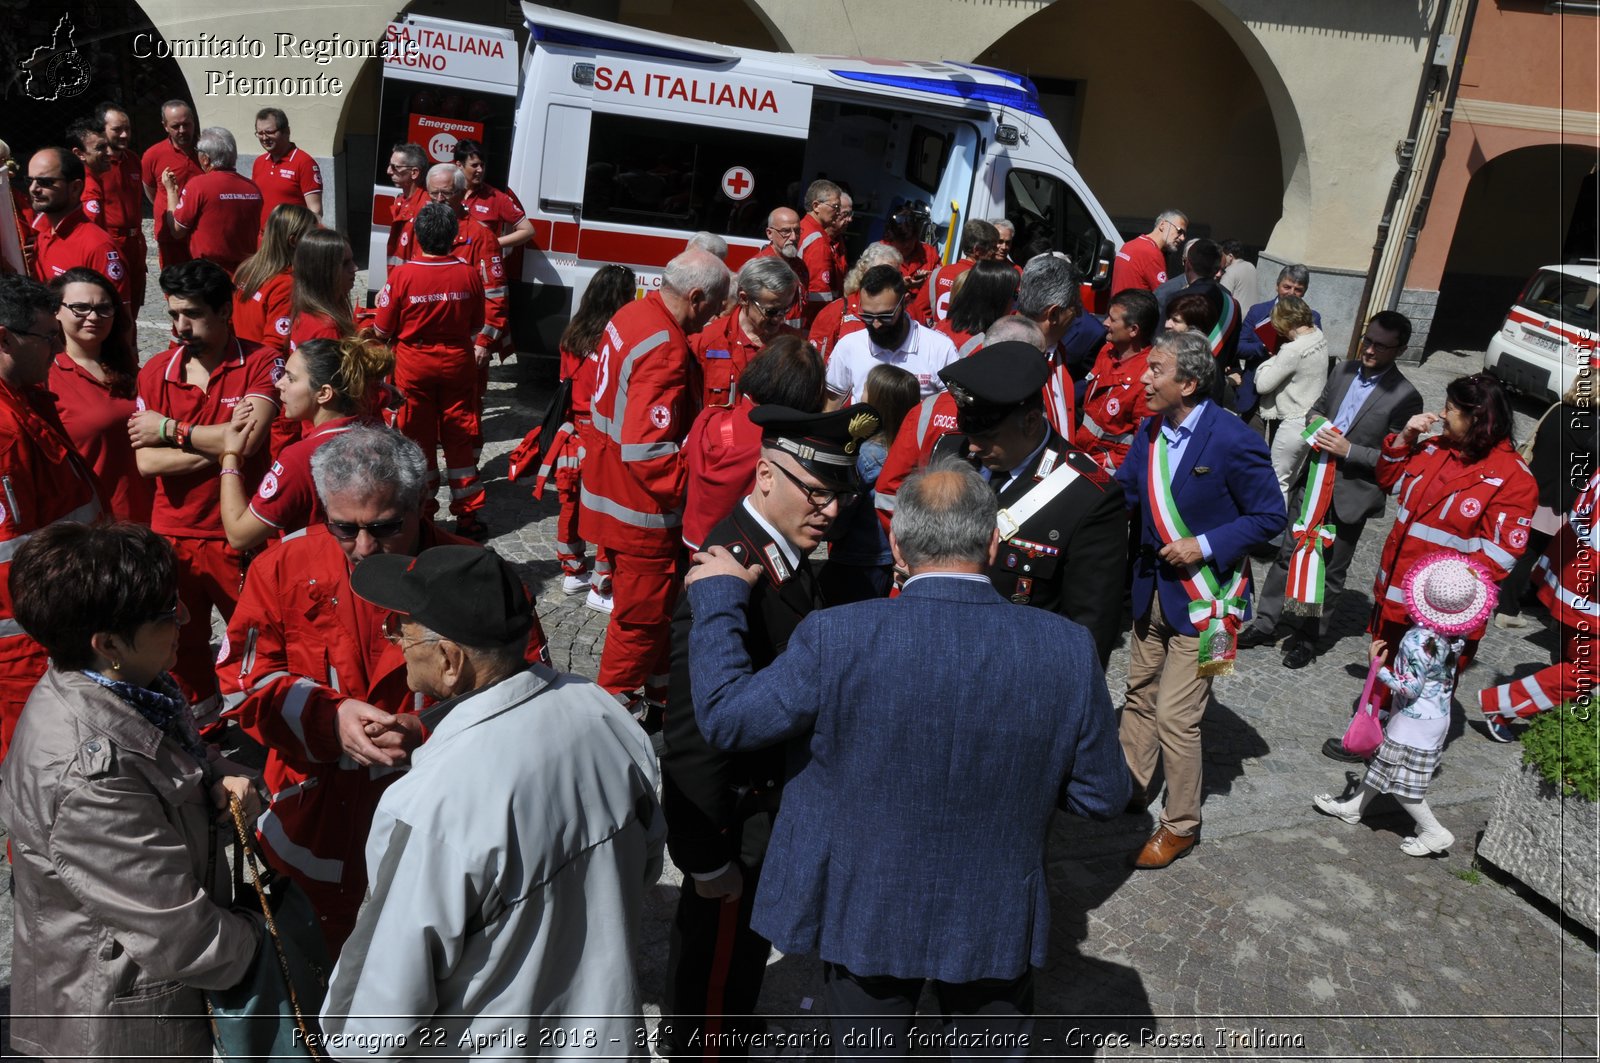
[1484,263,1598,403]
[370,3,1122,356]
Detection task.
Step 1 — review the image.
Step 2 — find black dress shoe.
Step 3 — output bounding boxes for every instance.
[1321,737,1368,763]
[1237,624,1276,649]
[1282,636,1316,669]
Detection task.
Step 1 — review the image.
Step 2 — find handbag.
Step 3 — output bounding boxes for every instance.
[207,795,332,1061]
[1341,657,1385,759]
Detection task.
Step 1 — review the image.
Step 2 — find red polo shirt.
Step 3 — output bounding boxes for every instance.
[689,309,799,410]
[1111,234,1168,293]
[82,151,143,233]
[463,184,525,234]
[290,312,343,351]
[172,169,263,274]
[48,354,152,523]
[136,337,281,538]
[31,209,131,307]
[386,187,429,267]
[140,139,203,244]
[234,271,295,353]
[248,415,359,532]
[252,146,323,228]
[372,255,485,362]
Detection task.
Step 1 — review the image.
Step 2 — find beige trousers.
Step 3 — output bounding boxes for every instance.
[1118,595,1214,836]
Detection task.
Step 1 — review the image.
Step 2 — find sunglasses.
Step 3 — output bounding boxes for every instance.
[326,517,408,541]
[746,298,790,321]
[771,459,856,509]
[27,175,65,188]
[857,300,905,326]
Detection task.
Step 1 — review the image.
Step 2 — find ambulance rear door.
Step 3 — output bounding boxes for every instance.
[368,16,520,293]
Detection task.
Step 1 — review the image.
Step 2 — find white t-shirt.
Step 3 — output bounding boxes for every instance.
[825,321,959,403]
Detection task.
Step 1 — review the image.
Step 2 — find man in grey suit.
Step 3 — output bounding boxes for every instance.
[1238,310,1424,668]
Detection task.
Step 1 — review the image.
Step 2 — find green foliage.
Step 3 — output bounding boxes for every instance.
[1451,867,1482,885]
[1521,701,1600,802]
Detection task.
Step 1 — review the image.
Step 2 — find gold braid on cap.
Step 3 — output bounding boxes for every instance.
[845,411,881,454]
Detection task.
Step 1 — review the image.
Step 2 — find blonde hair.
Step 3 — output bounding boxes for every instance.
[843,242,903,296]
[1270,294,1314,336]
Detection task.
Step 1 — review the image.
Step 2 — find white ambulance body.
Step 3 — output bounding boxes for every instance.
[371,3,1121,355]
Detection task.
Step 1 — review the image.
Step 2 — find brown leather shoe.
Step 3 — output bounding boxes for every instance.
[1131,826,1197,869]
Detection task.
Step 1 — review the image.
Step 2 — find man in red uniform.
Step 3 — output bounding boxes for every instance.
[129,259,280,717]
[797,178,843,326]
[882,206,940,318]
[164,128,263,276]
[373,202,491,540]
[1075,289,1159,473]
[384,142,429,271]
[689,256,799,409]
[251,107,324,227]
[219,424,549,954]
[1111,209,1186,293]
[25,148,132,313]
[141,99,203,270]
[757,206,808,330]
[412,164,508,400]
[0,276,104,762]
[916,218,999,327]
[88,103,149,309]
[581,249,729,715]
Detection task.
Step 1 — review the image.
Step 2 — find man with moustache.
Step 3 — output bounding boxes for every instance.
[141,99,203,270]
[824,265,959,406]
[658,403,881,1058]
[757,206,808,329]
[86,103,149,309]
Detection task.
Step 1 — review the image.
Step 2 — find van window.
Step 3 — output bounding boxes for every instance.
[1521,270,1599,333]
[583,113,805,238]
[1005,169,1101,279]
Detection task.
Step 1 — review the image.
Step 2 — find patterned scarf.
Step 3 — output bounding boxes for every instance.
[82,669,208,762]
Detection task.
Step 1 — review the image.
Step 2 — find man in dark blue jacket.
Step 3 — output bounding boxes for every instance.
[1234,263,1319,424]
[686,459,1130,1050]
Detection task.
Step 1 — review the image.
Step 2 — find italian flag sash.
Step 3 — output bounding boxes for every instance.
[1147,429,1249,677]
[1206,289,1237,360]
[1286,416,1337,615]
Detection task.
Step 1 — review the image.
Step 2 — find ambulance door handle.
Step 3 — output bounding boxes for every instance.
[541,199,582,217]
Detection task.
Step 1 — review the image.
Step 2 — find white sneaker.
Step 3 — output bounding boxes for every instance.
[585,586,614,614]
[1313,793,1362,824]
[561,571,592,596]
[1493,612,1530,629]
[1400,829,1454,857]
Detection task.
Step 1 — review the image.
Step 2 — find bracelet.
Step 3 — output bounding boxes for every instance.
[161,417,174,444]
[175,421,192,451]
[221,451,242,463]
[219,467,242,478]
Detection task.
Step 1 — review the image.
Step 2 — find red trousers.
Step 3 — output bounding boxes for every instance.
[552,446,610,581]
[0,639,49,765]
[394,354,484,517]
[1480,623,1595,720]
[597,550,682,700]
[169,535,246,719]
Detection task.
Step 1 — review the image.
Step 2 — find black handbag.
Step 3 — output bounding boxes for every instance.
[207,796,333,1061]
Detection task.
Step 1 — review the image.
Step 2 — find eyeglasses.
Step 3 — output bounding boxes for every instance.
[382,612,439,649]
[771,459,856,509]
[1359,335,1401,352]
[856,298,905,326]
[62,302,116,319]
[745,298,790,321]
[768,225,800,235]
[326,516,409,541]
[255,128,283,138]
[148,598,184,626]
[11,326,61,344]
[26,175,64,188]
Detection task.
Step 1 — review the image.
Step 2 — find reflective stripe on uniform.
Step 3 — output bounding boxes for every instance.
[606,330,671,449]
[0,496,102,565]
[281,678,318,757]
[258,809,344,883]
[875,491,896,514]
[914,394,940,448]
[957,333,985,358]
[1080,412,1133,445]
[580,483,683,529]
[621,440,680,462]
[1407,522,1515,571]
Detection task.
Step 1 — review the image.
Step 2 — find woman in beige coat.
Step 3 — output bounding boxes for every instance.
[1255,295,1330,501]
[0,522,261,1062]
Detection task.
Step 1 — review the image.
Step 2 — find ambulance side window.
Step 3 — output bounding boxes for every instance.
[583,113,805,238]
[1005,169,1100,280]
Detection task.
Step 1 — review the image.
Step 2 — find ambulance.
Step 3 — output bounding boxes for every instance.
[371,2,1122,356]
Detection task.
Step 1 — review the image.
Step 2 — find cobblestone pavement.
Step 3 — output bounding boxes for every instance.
[1,258,1595,1059]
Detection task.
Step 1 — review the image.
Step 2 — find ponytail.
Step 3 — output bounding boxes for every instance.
[296,336,395,416]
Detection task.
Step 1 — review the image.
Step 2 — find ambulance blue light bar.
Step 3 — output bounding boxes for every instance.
[827,70,1045,118]
[527,22,727,65]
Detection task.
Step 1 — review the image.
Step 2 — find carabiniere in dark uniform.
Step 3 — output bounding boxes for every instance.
[933,342,1128,667]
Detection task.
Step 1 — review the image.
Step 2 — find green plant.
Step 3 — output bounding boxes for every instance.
[1521,701,1600,801]
[1451,867,1481,884]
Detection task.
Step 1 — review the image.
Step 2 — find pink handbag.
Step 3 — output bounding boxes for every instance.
[1341,658,1385,758]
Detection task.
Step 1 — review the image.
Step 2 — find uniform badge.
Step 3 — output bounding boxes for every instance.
[763,543,791,581]
[845,410,880,454]
[0,499,8,526]
[1509,527,1529,549]
[259,470,281,499]
[1460,497,1482,518]
[650,404,672,429]
[491,258,505,279]
[274,316,292,337]
[1005,553,1018,569]
[271,357,286,384]
[1106,396,1121,417]
[1011,576,1033,604]
[377,285,392,308]
[215,631,231,665]
[1049,529,1060,541]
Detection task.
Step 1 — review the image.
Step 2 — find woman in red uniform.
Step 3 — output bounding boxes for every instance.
[233,203,317,353]
[551,265,634,606]
[1367,373,1537,705]
[289,228,357,348]
[934,259,1017,355]
[47,268,152,522]
[217,335,394,551]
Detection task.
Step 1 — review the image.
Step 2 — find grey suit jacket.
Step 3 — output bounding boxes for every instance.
[1308,360,1424,524]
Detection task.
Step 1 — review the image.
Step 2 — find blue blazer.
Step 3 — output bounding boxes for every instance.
[1115,402,1286,635]
[1235,298,1322,414]
[687,574,1130,984]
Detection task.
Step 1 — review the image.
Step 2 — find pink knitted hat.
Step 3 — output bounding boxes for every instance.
[1401,552,1499,636]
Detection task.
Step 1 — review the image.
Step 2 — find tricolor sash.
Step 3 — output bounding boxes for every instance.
[1147,428,1249,676]
[1205,289,1238,361]
[1286,416,1337,615]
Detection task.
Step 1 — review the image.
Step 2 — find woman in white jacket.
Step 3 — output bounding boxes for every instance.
[1255,295,1329,501]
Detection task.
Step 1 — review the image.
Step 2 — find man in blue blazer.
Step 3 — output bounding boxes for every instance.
[1116,329,1286,869]
[686,461,1130,1048]
[1233,263,1320,423]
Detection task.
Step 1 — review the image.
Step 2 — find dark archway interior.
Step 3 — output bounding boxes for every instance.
[1431,142,1599,351]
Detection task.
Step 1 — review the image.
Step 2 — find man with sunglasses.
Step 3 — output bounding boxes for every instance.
[217,425,550,954]
[825,264,959,408]
[689,256,800,409]
[25,147,131,316]
[1238,311,1423,673]
[383,142,429,270]
[1113,208,1187,294]
[658,402,880,1057]
[0,275,104,763]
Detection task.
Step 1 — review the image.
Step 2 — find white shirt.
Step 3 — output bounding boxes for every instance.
[826,320,959,403]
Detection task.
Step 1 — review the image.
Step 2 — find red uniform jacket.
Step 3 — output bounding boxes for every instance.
[808,292,862,364]
[682,398,761,550]
[580,292,693,558]
[385,187,428,269]
[798,214,837,323]
[31,209,131,309]
[690,310,800,410]
[1074,344,1154,473]
[1372,435,1537,634]
[924,258,974,325]
[233,270,295,353]
[901,241,943,325]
